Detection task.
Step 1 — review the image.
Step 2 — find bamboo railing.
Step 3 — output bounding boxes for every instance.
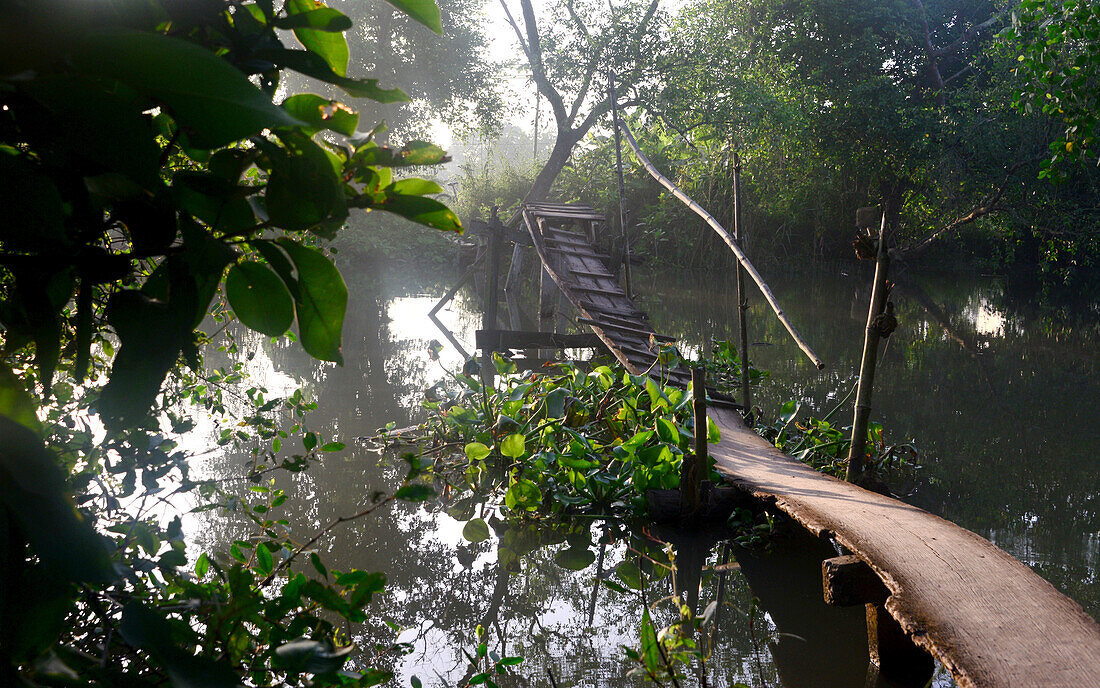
[614,119,825,370]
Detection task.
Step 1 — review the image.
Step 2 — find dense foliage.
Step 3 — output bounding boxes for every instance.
[464,0,1100,293]
[0,1,467,685]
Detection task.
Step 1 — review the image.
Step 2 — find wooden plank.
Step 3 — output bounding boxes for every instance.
[476,329,605,351]
[577,317,676,342]
[707,405,1100,688]
[544,236,592,248]
[531,210,606,221]
[550,246,611,260]
[526,202,594,212]
[568,267,615,280]
[577,300,647,320]
[569,284,627,297]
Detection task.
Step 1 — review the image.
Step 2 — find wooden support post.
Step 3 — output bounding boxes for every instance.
[846,214,890,484]
[866,605,934,685]
[680,368,709,521]
[485,206,503,330]
[821,555,932,685]
[504,244,525,293]
[732,153,752,415]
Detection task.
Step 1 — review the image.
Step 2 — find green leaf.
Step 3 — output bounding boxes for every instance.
[275,7,353,31]
[616,561,645,590]
[464,442,491,461]
[655,417,680,446]
[374,194,462,232]
[282,94,359,136]
[779,400,799,425]
[0,367,42,434]
[274,638,354,674]
[287,0,350,76]
[259,48,408,103]
[462,517,490,543]
[554,546,596,571]
[25,76,164,191]
[226,261,295,336]
[399,140,448,165]
[504,479,541,511]
[76,31,301,149]
[120,603,240,688]
[310,552,329,580]
[320,441,345,452]
[707,417,721,443]
[385,0,444,34]
[266,133,345,232]
[640,608,660,675]
[544,388,567,418]
[0,418,114,583]
[194,552,210,578]
[253,240,301,301]
[276,239,348,363]
[500,433,525,459]
[395,484,436,501]
[389,178,444,196]
[256,544,274,575]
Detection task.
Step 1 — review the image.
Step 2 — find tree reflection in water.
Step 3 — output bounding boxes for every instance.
[186,257,1095,687]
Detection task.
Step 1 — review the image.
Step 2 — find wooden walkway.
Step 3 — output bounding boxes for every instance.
[521,202,701,391]
[516,201,1100,688]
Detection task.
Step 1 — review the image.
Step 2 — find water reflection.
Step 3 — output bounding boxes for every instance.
[631,262,1100,618]
[186,255,1096,688]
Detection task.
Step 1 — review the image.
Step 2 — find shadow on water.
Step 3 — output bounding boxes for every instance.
[186,254,1095,686]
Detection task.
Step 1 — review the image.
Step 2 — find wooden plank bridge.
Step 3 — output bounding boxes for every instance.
[461,194,1100,688]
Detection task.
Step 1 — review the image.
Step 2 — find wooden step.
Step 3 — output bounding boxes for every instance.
[577,317,676,342]
[578,300,647,320]
[568,267,616,280]
[568,283,627,297]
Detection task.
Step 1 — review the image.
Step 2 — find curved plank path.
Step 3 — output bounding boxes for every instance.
[708,404,1100,688]
[518,201,1100,686]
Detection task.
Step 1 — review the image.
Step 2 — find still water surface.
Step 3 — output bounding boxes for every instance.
[189,255,1099,687]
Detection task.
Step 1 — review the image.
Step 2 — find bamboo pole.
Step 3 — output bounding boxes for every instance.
[846,214,890,483]
[608,71,633,298]
[616,121,825,369]
[732,153,752,412]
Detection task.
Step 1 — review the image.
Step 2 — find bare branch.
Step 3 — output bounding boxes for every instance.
[497,0,531,59]
[565,0,592,45]
[517,0,569,125]
[932,15,999,58]
[899,158,1036,259]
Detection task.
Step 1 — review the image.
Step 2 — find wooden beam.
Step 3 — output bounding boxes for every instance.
[822,555,889,607]
[476,329,605,351]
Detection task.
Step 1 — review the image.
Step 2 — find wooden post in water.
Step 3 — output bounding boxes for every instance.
[608,71,632,298]
[485,206,503,330]
[846,214,890,484]
[732,153,752,415]
[681,367,709,520]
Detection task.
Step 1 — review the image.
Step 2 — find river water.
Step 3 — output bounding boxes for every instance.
[189,253,1099,688]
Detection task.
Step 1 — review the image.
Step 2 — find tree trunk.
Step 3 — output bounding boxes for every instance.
[524,131,580,202]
